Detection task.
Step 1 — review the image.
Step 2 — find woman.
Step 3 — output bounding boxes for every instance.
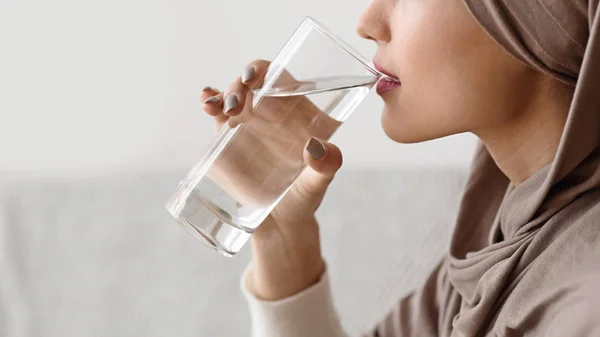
[201,0,600,335]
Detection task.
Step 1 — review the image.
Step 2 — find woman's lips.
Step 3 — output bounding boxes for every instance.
[373,60,401,95]
[376,78,401,95]
[373,61,397,78]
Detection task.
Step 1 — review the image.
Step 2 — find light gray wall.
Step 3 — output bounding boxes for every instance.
[0,0,477,176]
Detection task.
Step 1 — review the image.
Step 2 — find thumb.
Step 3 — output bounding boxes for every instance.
[298,137,343,198]
[273,137,342,220]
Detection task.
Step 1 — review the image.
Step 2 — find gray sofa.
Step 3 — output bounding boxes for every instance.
[0,168,467,336]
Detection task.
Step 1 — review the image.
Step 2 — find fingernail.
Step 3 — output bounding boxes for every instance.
[204,96,220,104]
[306,138,326,160]
[202,86,213,92]
[242,66,255,83]
[224,93,238,114]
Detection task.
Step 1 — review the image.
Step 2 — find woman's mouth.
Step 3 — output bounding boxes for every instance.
[376,78,401,95]
[373,60,401,95]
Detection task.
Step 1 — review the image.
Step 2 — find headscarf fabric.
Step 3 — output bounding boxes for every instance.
[368,1,600,336]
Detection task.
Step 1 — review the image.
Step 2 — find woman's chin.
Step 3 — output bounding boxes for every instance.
[380,106,453,143]
[382,121,420,144]
[381,111,426,144]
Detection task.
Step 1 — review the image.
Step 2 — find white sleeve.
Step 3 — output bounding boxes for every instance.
[240,264,348,337]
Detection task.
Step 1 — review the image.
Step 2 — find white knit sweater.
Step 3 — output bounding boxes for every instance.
[241,265,348,337]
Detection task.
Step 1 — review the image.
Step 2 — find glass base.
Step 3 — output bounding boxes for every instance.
[166,189,251,257]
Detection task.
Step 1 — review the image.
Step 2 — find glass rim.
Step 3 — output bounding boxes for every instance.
[303,16,381,78]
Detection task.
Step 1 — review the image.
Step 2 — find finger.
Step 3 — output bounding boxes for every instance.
[200,86,220,104]
[213,107,229,127]
[270,138,342,217]
[221,60,272,117]
[202,92,224,117]
[241,60,270,89]
[201,86,219,97]
[300,137,343,195]
[222,79,250,117]
[228,60,300,118]
[201,86,222,114]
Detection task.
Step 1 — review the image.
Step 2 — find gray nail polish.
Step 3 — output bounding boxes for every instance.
[242,66,255,83]
[204,96,220,104]
[224,93,238,113]
[306,138,326,160]
[202,86,213,91]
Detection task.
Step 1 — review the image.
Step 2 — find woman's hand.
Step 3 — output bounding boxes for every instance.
[200,60,343,300]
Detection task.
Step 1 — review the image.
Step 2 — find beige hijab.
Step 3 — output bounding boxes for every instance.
[369,1,600,336]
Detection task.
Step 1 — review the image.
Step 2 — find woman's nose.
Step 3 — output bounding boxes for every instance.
[356,0,391,43]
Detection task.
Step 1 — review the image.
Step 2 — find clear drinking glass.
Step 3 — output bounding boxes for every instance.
[166,17,382,256]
